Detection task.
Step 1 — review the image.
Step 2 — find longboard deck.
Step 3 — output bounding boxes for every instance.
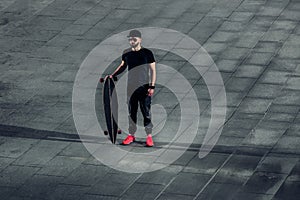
[102,77,120,143]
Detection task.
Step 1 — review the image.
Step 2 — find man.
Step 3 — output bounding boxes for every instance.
[109,29,156,147]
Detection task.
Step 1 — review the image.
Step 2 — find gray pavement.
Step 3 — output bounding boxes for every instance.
[0,0,300,199]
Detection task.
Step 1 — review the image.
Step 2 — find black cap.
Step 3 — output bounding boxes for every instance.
[127,29,141,38]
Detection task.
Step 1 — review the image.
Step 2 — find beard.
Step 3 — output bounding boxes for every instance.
[130,41,140,48]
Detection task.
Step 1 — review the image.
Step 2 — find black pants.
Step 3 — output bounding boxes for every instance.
[128,86,153,134]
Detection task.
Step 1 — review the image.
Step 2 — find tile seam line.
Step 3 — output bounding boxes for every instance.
[117,173,144,198]
[193,153,234,200]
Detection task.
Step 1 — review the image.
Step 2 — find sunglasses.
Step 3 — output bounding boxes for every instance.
[128,37,138,42]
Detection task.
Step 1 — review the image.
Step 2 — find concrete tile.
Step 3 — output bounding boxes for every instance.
[215,135,244,152]
[254,41,282,53]
[64,39,99,52]
[223,91,245,107]
[164,172,211,195]
[256,120,290,131]
[226,77,256,92]
[25,29,60,42]
[274,90,300,105]
[270,20,297,31]
[203,42,228,54]
[37,156,85,176]
[286,124,300,137]
[234,33,262,48]
[220,47,249,60]
[0,137,38,158]
[278,46,300,59]
[215,154,261,181]
[241,171,287,195]
[264,112,296,122]
[53,9,87,21]
[242,128,285,147]
[173,150,197,166]
[232,192,273,200]
[81,194,119,200]
[17,174,64,199]
[286,77,300,90]
[137,165,182,185]
[237,98,271,114]
[58,142,91,158]
[169,22,197,34]
[286,161,300,182]
[26,16,73,32]
[12,140,69,166]
[268,104,299,114]
[88,172,140,196]
[215,59,239,73]
[0,185,17,199]
[261,30,290,42]
[274,181,300,200]
[219,21,246,32]
[272,136,300,154]
[47,184,89,200]
[256,155,298,174]
[279,9,300,21]
[184,153,229,174]
[121,183,164,200]
[0,165,40,187]
[0,157,15,172]
[221,128,250,138]
[62,164,110,186]
[157,193,194,200]
[248,84,283,99]
[209,31,237,43]
[199,182,241,200]
[229,11,254,22]
[243,52,273,66]
[47,33,79,47]
[268,58,297,72]
[234,65,265,78]
[259,70,289,84]
[225,117,259,131]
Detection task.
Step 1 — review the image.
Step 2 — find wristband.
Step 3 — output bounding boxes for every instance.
[149,85,155,89]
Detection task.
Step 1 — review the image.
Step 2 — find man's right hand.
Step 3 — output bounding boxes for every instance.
[104,75,113,80]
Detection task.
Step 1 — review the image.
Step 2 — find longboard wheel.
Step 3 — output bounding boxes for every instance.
[99,78,104,83]
[104,131,108,135]
[117,130,122,134]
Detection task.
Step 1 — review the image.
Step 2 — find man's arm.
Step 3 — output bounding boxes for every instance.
[148,62,156,96]
[109,60,126,78]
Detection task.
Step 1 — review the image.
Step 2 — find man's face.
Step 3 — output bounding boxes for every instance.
[128,37,141,48]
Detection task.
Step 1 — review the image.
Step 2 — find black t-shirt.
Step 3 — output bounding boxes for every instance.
[121,47,155,89]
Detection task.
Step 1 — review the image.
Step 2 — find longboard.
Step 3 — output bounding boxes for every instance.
[100,76,121,143]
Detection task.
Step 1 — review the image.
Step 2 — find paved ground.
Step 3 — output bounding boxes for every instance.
[1,0,300,199]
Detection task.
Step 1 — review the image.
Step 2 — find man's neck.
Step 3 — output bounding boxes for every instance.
[132,45,142,51]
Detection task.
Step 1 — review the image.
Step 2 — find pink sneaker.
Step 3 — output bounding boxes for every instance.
[146,135,154,147]
[122,135,135,145]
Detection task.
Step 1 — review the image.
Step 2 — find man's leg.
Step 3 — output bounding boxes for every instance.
[140,94,154,147]
[140,95,153,134]
[122,93,139,145]
[128,93,139,134]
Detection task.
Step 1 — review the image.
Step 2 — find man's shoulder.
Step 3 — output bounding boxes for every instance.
[142,47,153,54]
